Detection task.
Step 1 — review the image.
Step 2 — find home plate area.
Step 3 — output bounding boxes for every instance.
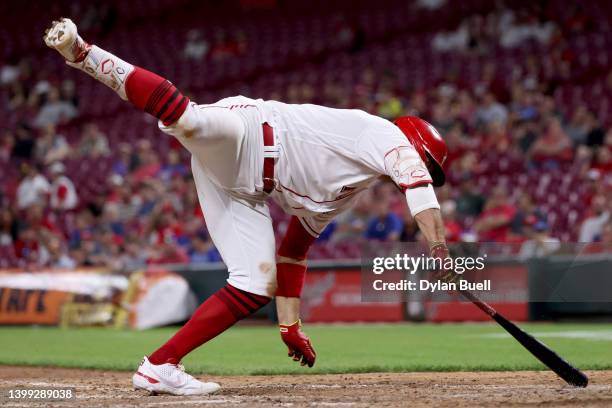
[1,367,612,407]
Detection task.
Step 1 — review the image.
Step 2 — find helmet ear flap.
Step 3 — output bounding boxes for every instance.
[394,116,447,187]
[426,152,446,187]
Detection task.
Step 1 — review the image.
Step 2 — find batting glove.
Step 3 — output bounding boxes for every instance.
[430,242,459,284]
[279,320,316,367]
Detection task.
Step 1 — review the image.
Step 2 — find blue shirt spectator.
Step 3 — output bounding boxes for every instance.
[365,212,403,241]
[189,233,223,263]
[317,221,337,242]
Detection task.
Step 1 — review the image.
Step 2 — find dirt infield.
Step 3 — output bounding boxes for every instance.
[1,366,611,407]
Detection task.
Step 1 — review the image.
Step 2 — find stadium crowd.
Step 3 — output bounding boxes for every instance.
[0,1,611,269]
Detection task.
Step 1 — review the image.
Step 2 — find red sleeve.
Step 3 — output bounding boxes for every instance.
[276,216,316,297]
[278,216,317,260]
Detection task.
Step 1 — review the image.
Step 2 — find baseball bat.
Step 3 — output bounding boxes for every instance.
[458,288,589,387]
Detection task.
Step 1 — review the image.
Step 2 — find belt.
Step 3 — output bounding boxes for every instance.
[262,122,278,194]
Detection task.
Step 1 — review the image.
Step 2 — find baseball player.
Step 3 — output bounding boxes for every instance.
[44,18,450,395]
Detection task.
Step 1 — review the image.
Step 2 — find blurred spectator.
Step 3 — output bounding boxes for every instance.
[45,235,77,269]
[482,120,511,153]
[528,116,572,165]
[148,243,190,264]
[455,176,485,216]
[518,221,561,259]
[500,10,556,48]
[511,192,545,235]
[417,0,446,9]
[376,90,403,120]
[112,143,133,176]
[13,226,44,265]
[582,220,612,254]
[137,182,161,217]
[0,131,15,162]
[441,201,462,242]
[0,209,16,245]
[476,91,508,127]
[0,55,20,85]
[332,192,372,241]
[432,20,469,52]
[159,150,188,181]
[184,29,209,60]
[81,2,117,36]
[101,203,125,236]
[510,85,537,123]
[16,163,50,209]
[78,123,110,158]
[564,106,590,145]
[454,91,478,125]
[465,15,490,54]
[316,221,337,242]
[67,210,95,250]
[11,123,35,160]
[5,60,31,111]
[34,124,71,164]
[578,194,610,242]
[148,206,186,249]
[29,73,51,105]
[131,139,161,182]
[333,15,365,52]
[25,204,58,236]
[14,204,58,265]
[399,212,419,242]
[584,111,605,147]
[34,87,78,128]
[601,222,612,246]
[49,162,78,211]
[474,186,516,242]
[189,232,222,263]
[117,241,148,270]
[564,4,592,34]
[477,63,509,103]
[433,7,556,53]
[591,146,612,173]
[60,80,79,108]
[210,30,246,60]
[364,198,402,241]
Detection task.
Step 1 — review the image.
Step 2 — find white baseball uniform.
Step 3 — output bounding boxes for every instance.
[160,96,440,297]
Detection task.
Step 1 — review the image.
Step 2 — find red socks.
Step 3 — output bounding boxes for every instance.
[125,67,189,126]
[148,284,269,365]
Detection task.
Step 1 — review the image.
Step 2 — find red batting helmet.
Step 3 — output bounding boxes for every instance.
[394,116,448,187]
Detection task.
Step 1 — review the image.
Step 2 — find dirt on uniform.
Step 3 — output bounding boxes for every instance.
[1,366,611,407]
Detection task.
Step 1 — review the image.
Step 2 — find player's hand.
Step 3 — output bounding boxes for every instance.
[279,320,316,367]
[430,242,458,284]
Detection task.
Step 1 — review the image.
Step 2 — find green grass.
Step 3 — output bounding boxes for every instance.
[0,323,611,375]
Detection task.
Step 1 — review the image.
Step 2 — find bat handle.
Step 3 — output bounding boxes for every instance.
[459,289,496,317]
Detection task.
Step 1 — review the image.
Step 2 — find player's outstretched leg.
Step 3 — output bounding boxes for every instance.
[44,18,188,126]
[147,283,271,362]
[132,283,270,395]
